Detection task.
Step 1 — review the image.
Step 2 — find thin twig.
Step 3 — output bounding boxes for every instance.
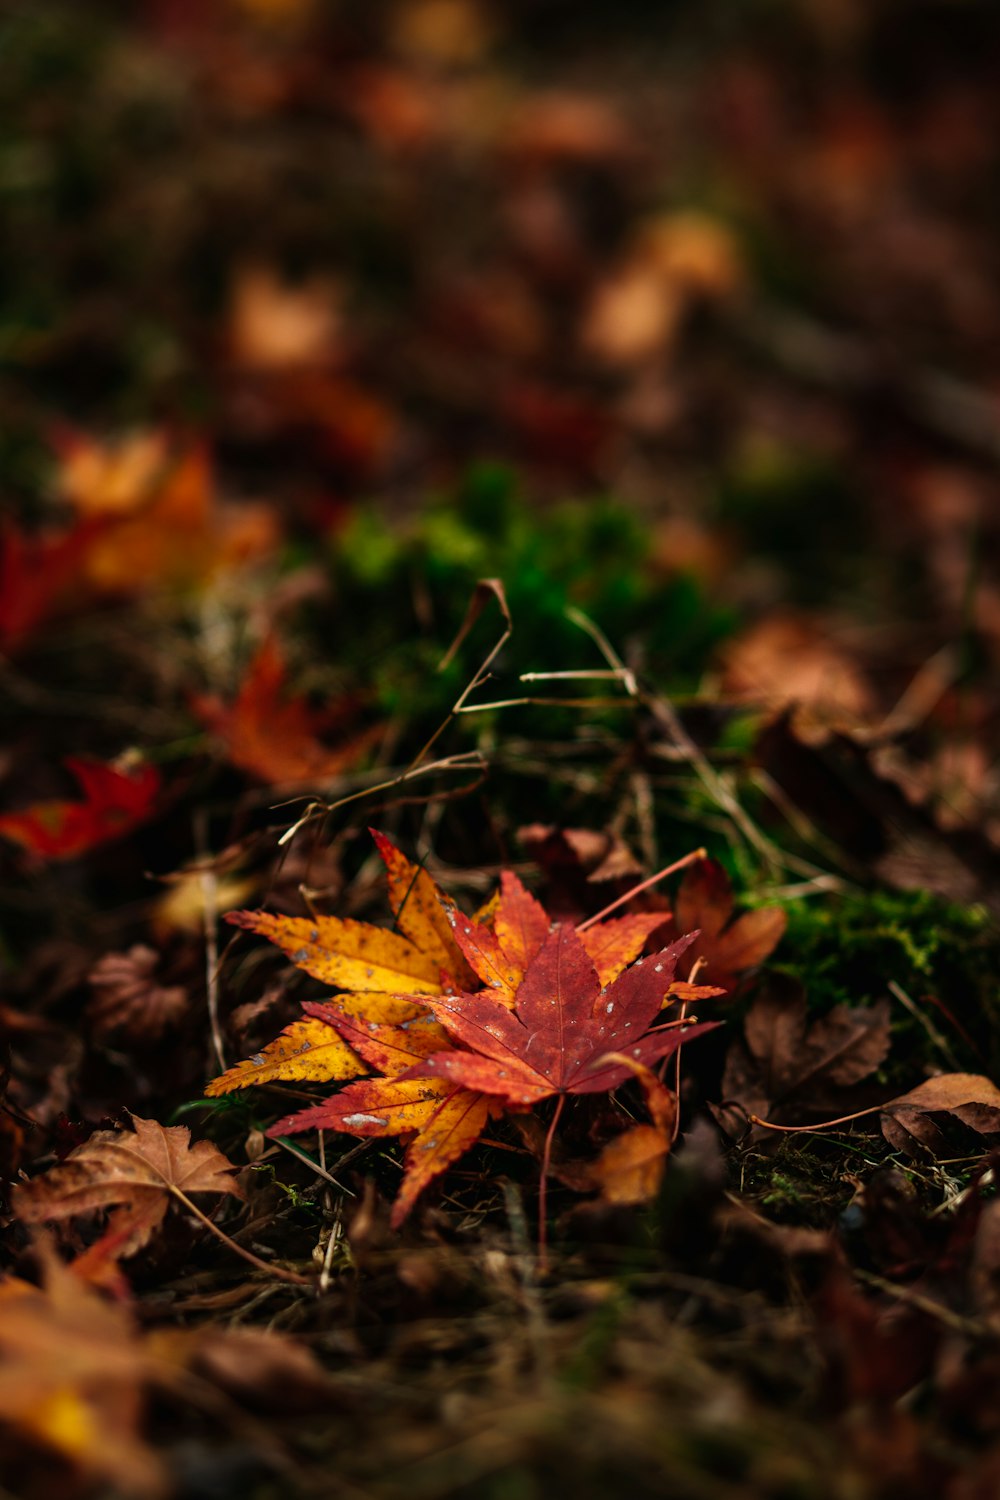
[564,605,638,696]
[748,1104,882,1134]
[170,1185,312,1286]
[888,980,961,1070]
[456,695,635,713]
[276,751,487,845]
[272,1135,355,1195]
[195,808,226,1074]
[538,1094,565,1272]
[576,847,706,932]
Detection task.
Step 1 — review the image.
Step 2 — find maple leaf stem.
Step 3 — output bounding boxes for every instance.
[169,1185,313,1287]
[538,1093,565,1270]
[195,807,226,1074]
[748,1104,883,1134]
[670,1001,689,1144]
[576,848,707,932]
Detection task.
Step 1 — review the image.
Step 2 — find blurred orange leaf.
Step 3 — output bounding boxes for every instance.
[79,444,278,595]
[193,637,381,784]
[0,1251,166,1496]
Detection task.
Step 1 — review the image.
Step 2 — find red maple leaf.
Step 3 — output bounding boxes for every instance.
[0,520,98,653]
[402,923,719,1105]
[219,845,722,1233]
[301,886,717,1227]
[0,758,162,860]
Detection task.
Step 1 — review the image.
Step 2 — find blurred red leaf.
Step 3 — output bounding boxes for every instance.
[0,520,97,653]
[0,758,162,861]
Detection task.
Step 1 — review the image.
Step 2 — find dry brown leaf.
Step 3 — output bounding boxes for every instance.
[563,1056,677,1208]
[14,1114,245,1264]
[717,976,891,1134]
[227,263,343,371]
[87,946,188,1039]
[660,856,787,994]
[721,613,876,738]
[881,1074,1000,1155]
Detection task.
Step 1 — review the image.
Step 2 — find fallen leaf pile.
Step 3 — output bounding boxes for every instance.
[210,831,721,1224]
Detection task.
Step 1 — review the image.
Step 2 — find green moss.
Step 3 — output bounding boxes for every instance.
[328,465,736,736]
[777,885,1000,1072]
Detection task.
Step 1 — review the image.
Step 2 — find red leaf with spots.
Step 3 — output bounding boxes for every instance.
[266,1001,490,1229]
[403,923,719,1105]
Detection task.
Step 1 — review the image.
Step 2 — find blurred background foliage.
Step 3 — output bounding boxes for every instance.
[3,0,1000,932]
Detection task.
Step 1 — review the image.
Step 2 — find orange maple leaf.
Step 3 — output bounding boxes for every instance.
[192,636,381,784]
[75,442,278,595]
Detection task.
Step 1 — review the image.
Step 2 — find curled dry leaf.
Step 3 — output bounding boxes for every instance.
[87,946,187,1039]
[880,1074,1000,1155]
[14,1115,245,1269]
[584,1056,678,1207]
[0,757,161,861]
